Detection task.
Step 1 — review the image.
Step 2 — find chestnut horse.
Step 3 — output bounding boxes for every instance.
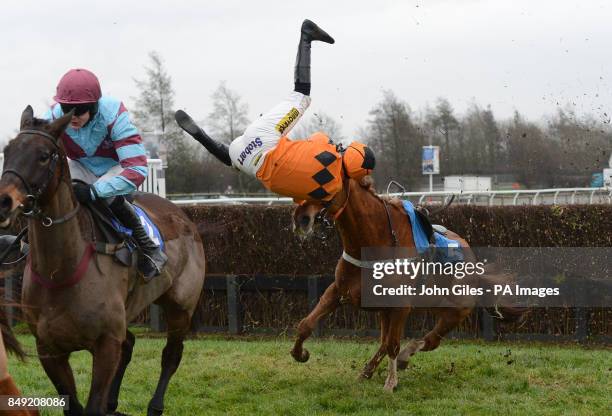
[0,325,38,416]
[291,176,525,391]
[0,107,206,415]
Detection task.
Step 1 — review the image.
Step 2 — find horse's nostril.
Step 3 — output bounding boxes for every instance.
[299,215,310,227]
[0,195,12,210]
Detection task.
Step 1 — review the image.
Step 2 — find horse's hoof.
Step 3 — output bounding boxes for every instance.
[397,359,409,370]
[383,383,397,392]
[383,377,398,392]
[291,348,310,363]
[358,370,373,380]
[405,340,426,356]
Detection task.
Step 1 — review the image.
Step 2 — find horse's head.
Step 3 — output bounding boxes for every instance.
[0,106,72,228]
[292,176,356,241]
[292,200,328,241]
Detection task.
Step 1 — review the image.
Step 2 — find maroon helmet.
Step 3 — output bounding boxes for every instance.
[53,68,102,104]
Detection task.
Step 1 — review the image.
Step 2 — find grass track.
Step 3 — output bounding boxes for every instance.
[7,334,611,415]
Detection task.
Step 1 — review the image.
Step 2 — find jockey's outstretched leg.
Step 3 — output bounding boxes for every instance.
[175,19,334,173]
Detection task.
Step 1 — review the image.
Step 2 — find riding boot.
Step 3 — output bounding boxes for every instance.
[294,19,335,96]
[175,110,232,166]
[109,197,168,281]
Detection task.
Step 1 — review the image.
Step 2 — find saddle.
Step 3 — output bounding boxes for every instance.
[83,198,136,267]
[80,194,164,266]
[401,200,464,263]
[414,208,435,244]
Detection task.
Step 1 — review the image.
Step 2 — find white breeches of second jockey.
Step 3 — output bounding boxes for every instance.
[68,159,123,202]
[228,91,311,177]
[68,159,124,185]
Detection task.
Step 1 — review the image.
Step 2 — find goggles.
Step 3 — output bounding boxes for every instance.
[60,103,95,117]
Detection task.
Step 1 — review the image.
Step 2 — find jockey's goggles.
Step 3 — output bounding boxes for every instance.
[60,103,96,117]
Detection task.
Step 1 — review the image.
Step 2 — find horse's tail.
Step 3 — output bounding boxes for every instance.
[0,322,25,360]
[0,286,25,360]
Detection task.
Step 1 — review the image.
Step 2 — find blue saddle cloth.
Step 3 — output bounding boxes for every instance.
[401,200,463,263]
[110,205,164,251]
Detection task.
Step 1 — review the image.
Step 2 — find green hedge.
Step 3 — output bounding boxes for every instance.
[181,204,612,275]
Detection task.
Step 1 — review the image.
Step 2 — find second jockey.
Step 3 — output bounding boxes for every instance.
[44,68,167,280]
[175,19,375,202]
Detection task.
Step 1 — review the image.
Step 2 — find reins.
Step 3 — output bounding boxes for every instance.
[0,227,28,265]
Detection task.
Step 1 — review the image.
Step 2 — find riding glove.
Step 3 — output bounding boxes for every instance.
[73,182,96,203]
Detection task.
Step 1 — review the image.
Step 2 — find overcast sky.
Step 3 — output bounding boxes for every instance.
[2,0,612,142]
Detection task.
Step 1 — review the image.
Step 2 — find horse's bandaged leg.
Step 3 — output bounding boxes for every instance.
[384,356,398,392]
[397,339,426,370]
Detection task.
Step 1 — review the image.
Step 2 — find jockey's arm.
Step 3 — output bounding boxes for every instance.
[93,106,148,198]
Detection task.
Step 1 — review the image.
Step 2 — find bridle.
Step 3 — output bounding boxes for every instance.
[313,173,351,235]
[1,129,80,228]
[314,174,398,247]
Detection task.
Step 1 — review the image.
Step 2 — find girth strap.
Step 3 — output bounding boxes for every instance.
[342,250,418,269]
[94,241,126,255]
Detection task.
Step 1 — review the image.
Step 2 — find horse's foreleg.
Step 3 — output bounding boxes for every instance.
[291,282,340,363]
[397,307,472,370]
[85,335,122,416]
[359,311,390,379]
[147,303,190,416]
[107,330,136,414]
[422,307,472,352]
[396,339,426,370]
[383,309,410,392]
[36,343,83,416]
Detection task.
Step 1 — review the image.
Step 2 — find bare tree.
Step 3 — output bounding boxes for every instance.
[425,98,460,172]
[365,90,423,187]
[132,51,179,141]
[207,81,250,143]
[133,51,205,194]
[206,81,261,193]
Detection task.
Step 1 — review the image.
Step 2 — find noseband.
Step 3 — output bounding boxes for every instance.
[1,129,80,227]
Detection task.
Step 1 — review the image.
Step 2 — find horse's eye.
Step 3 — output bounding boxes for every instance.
[39,153,51,163]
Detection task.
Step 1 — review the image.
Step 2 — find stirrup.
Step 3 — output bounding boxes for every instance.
[138,251,167,282]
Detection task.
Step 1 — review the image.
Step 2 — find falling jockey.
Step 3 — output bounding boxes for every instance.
[176,19,376,202]
[43,68,167,280]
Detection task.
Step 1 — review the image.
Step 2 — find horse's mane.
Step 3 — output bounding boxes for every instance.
[27,117,50,129]
[356,176,405,211]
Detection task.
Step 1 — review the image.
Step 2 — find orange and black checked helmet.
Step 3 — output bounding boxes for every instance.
[342,142,376,180]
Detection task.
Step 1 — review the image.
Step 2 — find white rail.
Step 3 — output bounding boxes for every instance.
[170,187,612,206]
[1,153,609,205]
[138,159,166,197]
